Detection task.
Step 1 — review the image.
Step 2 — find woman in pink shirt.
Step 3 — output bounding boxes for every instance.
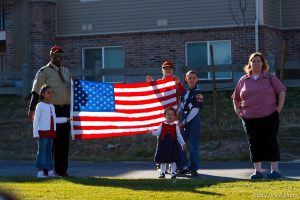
[232,52,286,180]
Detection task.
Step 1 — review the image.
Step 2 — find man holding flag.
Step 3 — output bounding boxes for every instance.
[28,46,72,177]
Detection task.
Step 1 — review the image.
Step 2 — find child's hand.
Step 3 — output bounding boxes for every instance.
[174,76,181,84]
[196,94,204,103]
[145,129,152,134]
[182,144,186,151]
[146,75,154,82]
[179,122,185,128]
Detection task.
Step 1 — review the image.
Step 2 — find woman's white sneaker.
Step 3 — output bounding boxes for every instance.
[37,171,48,178]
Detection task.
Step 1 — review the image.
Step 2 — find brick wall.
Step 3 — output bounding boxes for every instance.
[30,0,57,69]
[5,1,299,76]
[283,29,300,61]
[5,2,15,70]
[258,26,283,70]
[56,27,258,71]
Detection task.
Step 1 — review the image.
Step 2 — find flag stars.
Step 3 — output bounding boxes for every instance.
[73,80,115,112]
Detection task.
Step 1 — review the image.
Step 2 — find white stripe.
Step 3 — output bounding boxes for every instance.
[73,125,160,135]
[73,117,165,126]
[73,110,163,117]
[73,104,177,117]
[115,89,176,101]
[114,81,175,93]
[115,97,176,109]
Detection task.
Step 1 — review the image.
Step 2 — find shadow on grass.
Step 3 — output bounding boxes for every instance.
[69,177,226,196]
[0,176,236,196]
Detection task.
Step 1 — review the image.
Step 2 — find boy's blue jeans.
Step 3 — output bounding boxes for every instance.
[36,138,54,170]
[177,117,200,171]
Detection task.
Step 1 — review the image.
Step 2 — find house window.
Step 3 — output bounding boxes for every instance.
[186,40,232,80]
[80,0,103,2]
[82,46,124,83]
[0,53,5,72]
[0,0,5,30]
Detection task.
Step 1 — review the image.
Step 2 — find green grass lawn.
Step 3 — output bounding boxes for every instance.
[0,177,299,200]
[0,89,299,161]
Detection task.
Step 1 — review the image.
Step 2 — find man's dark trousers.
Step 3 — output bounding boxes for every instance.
[54,105,70,175]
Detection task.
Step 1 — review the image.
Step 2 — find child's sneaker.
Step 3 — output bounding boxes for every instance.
[171,173,176,179]
[158,173,165,178]
[37,171,48,178]
[190,170,199,176]
[48,170,62,178]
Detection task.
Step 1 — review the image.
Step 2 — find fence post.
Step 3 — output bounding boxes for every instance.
[209,45,221,147]
[280,40,287,81]
[94,61,102,82]
[22,63,30,97]
[175,60,184,81]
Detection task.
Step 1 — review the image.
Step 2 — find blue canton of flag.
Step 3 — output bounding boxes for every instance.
[73,80,115,112]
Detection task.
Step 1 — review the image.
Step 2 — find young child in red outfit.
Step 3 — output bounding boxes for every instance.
[150,107,186,179]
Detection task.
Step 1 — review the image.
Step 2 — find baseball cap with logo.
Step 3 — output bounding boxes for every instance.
[162,60,174,69]
[50,46,64,55]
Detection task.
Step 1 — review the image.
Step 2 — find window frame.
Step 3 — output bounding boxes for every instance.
[185,40,232,80]
[82,46,124,83]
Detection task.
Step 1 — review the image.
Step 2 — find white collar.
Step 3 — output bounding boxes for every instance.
[163,121,175,125]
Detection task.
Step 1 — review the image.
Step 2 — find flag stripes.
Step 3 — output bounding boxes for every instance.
[71,78,177,139]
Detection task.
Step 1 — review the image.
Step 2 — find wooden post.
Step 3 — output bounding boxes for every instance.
[209,45,221,147]
[175,59,184,83]
[94,61,102,82]
[280,40,287,81]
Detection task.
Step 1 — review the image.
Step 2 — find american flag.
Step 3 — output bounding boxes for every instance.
[71,78,177,139]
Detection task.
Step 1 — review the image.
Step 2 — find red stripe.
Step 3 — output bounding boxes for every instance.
[72,78,177,139]
[114,86,176,97]
[114,77,175,89]
[74,131,149,139]
[74,122,161,130]
[115,93,176,105]
[115,102,177,114]
[73,113,164,122]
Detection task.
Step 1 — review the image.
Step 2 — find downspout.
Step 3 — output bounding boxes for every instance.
[255,0,259,51]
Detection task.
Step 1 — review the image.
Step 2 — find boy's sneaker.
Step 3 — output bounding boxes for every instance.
[158,173,165,178]
[177,167,190,175]
[266,171,282,179]
[37,171,48,178]
[48,170,62,178]
[250,171,264,180]
[171,173,176,179]
[190,170,199,176]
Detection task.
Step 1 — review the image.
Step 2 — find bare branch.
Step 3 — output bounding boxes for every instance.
[228,0,240,27]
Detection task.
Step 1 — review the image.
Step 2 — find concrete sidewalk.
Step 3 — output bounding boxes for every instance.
[0,160,299,180]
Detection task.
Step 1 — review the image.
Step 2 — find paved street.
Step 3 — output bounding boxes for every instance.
[0,160,299,180]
